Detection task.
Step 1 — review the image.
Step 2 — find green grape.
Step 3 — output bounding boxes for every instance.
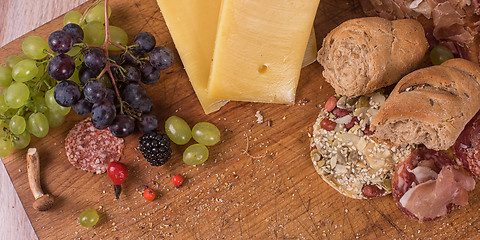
[12,59,38,82]
[32,95,48,113]
[0,137,12,157]
[0,94,10,114]
[165,116,192,145]
[45,110,65,128]
[192,122,221,146]
[6,55,23,69]
[27,112,49,138]
[108,26,128,51]
[0,66,13,87]
[12,130,31,149]
[35,63,46,79]
[0,121,8,137]
[85,2,112,24]
[9,115,26,135]
[64,10,82,25]
[79,209,100,228]
[66,46,82,57]
[183,144,209,165]
[22,36,49,60]
[83,21,106,46]
[45,88,71,116]
[5,82,30,109]
[430,45,454,65]
[69,67,82,86]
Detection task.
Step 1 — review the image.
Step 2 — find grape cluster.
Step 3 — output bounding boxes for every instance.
[0,1,174,157]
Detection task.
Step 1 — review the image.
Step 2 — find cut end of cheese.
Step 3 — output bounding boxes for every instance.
[207,0,321,104]
[302,28,317,68]
[157,0,227,114]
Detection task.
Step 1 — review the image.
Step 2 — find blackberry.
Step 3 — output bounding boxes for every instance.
[139,131,172,166]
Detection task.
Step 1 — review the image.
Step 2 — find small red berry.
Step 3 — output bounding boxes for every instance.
[172,174,184,187]
[107,161,128,199]
[107,161,128,185]
[143,188,156,201]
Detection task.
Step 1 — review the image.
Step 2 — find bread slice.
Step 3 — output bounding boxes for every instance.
[371,58,480,150]
[317,17,428,98]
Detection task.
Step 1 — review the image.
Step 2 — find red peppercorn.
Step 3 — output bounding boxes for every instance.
[143,188,156,201]
[107,161,128,199]
[172,174,184,187]
[324,96,337,112]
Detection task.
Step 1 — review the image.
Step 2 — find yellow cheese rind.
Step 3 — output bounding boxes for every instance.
[156,0,228,114]
[208,0,321,104]
[302,28,317,68]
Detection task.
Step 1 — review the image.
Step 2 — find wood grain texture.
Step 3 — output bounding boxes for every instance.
[1,0,480,239]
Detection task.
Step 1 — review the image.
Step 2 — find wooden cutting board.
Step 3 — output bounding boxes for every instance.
[2,0,480,239]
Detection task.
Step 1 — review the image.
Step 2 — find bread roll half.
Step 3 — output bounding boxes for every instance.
[371,59,480,150]
[318,17,428,98]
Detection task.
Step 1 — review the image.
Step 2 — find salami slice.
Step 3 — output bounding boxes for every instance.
[393,148,475,222]
[454,111,480,179]
[65,118,124,174]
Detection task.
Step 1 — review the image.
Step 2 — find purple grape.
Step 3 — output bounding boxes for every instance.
[84,79,106,104]
[62,23,84,44]
[54,80,81,107]
[48,30,73,54]
[149,46,174,70]
[105,87,117,104]
[133,32,156,53]
[140,62,160,85]
[91,100,116,130]
[137,114,158,133]
[84,48,106,70]
[109,114,135,138]
[123,65,141,83]
[137,97,152,113]
[48,54,75,81]
[121,83,146,105]
[78,64,100,85]
[73,98,93,116]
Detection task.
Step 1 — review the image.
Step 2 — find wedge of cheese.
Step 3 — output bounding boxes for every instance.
[156,0,227,114]
[208,0,321,104]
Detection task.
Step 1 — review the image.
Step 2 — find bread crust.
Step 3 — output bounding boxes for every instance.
[318,17,428,97]
[371,58,480,150]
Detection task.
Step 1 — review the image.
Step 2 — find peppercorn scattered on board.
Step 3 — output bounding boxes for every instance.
[2,0,480,239]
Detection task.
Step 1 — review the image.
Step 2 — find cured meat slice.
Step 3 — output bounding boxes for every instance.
[454,111,480,179]
[393,148,475,221]
[65,118,124,174]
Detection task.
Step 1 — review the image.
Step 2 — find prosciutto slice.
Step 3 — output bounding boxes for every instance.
[393,149,476,221]
[399,166,475,221]
[360,0,480,60]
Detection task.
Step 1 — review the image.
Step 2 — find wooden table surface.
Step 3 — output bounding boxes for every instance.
[0,1,86,239]
[3,0,480,239]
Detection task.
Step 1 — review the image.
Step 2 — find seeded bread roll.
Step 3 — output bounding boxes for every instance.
[317,17,428,98]
[371,58,480,150]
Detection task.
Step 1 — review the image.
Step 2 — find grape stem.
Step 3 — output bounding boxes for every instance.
[92,0,125,115]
